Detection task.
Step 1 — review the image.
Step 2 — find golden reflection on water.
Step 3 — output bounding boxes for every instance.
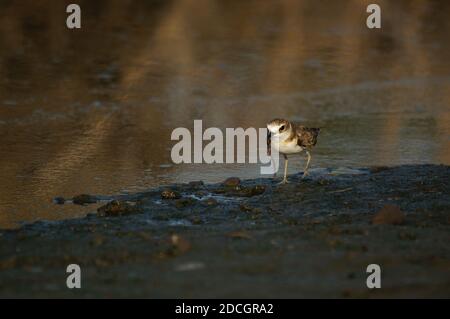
[0,0,449,228]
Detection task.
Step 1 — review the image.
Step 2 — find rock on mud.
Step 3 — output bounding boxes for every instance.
[214,184,266,197]
[201,198,218,207]
[175,197,198,209]
[372,205,405,225]
[97,200,141,217]
[241,185,266,197]
[223,177,241,187]
[73,194,97,205]
[53,197,65,205]
[161,189,181,200]
[188,181,204,188]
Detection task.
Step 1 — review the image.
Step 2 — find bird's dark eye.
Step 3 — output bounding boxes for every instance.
[279,125,285,132]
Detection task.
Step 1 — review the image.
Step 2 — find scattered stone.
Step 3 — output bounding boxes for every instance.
[53,197,65,205]
[201,197,218,207]
[239,185,266,197]
[73,194,97,205]
[239,204,252,212]
[97,200,140,217]
[161,189,181,200]
[194,190,208,198]
[372,205,405,225]
[188,181,204,188]
[223,177,241,187]
[215,184,266,197]
[175,197,197,209]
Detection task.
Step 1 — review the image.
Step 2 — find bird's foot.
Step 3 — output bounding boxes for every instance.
[302,171,309,179]
[277,179,289,185]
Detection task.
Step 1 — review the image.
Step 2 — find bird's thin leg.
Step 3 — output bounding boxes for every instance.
[271,157,277,178]
[278,154,289,184]
[302,151,311,179]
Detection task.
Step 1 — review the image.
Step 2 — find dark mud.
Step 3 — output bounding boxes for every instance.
[0,165,449,298]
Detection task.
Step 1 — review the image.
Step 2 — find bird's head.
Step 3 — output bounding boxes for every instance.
[267,118,290,136]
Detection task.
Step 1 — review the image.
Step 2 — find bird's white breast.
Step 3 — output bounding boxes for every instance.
[272,137,303,154]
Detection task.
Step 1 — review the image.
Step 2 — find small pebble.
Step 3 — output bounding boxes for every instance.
[53,197,65,205]
[372,205,405,225]
[161,189,181,200]
[223,177,241,187]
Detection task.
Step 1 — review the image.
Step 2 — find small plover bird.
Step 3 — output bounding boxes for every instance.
[267,118,320,184]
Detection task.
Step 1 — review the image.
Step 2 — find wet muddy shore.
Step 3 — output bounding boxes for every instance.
[0,164,449,298]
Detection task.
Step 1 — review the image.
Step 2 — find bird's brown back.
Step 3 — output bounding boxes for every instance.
[296,126,320,148]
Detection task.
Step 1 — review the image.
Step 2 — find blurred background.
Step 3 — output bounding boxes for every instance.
[0,0,449,228]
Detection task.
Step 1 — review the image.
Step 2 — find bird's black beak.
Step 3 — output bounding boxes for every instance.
[267,130,271,156]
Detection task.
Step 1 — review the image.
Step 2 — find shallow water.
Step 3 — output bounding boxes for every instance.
[0,0,449,228]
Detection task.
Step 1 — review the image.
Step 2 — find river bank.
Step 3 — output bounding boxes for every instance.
[0,164,449,298]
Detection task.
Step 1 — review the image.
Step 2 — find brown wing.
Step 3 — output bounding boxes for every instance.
[296,126,320,148]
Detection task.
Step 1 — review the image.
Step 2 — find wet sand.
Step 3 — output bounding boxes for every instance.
[0,164,449,298]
